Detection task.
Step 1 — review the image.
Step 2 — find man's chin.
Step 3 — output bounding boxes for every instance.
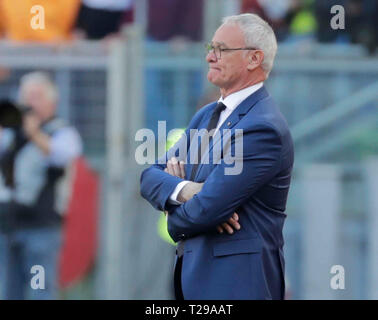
[207,73,220,87]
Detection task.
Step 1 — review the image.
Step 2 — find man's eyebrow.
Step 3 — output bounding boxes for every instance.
[212,41,227,47]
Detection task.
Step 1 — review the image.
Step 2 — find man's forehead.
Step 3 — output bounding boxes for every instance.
[211,24,244,46]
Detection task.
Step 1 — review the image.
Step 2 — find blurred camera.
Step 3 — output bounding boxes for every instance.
[0,99,32,128]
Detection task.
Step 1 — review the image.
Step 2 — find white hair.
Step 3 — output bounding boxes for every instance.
[19,71,58,104]
[222,13,278,76]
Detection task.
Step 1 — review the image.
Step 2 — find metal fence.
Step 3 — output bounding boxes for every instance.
[0,32,377,299]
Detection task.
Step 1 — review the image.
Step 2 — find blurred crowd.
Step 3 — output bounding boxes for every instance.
[0,0,376,53]
[243,0,378,54]
[0,0,134,42]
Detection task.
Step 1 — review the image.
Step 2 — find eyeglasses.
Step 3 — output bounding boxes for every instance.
[205,43,257,60]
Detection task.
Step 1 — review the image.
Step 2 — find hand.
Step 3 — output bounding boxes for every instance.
[164,157,185,179]
[23,112,41,139]
[22,113,50,155]
[216,212,241,234]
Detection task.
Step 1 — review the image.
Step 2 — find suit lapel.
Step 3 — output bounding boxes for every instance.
[186,102,217,179]
[193,86,269,180]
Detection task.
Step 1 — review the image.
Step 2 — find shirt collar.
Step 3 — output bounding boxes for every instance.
[218,82,264,112]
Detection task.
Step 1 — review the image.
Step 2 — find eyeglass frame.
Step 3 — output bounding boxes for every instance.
[205,42,258,60]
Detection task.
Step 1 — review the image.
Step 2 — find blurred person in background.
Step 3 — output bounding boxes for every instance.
[242,0,319,44]
[0,72,82,299]
[145,0,204,134]
[141,13,294,300]
[315,0,347,43]
[0,0,80,42]
[285,0,317,42]
[0,65,11,299]
[344,0,378,54]
[147,0,203,43]
[74,0,134,40]
[242,0,292,41]
[314,0,377,52]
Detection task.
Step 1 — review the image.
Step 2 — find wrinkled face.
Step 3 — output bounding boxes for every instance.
[206,23,250,92]
[21,84,55,120]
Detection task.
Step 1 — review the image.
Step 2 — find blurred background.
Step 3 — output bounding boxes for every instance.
[0,0,377,300]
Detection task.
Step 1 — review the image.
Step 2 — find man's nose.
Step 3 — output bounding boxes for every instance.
[206,50,217,63]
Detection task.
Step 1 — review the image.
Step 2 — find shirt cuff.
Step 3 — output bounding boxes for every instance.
[169,180,190,205]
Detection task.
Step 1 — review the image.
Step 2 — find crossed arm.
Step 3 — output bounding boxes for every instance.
[164,157,241,235]
[140,121,283,242]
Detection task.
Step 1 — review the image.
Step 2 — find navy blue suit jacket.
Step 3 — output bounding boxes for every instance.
[140,86,294,299]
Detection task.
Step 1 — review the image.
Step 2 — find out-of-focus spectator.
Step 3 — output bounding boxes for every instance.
[147,0,203,42]
[242,0,317,42]
[345,0,378,54]
[315,0,378,53]
[315,0,348,43]
[0,72,82,299]
[75,0,134,40]
[0,67,10,83]
[242,0,292,41]
[145,0,204,134]
[0,0,80,42]
[287,0,317,40]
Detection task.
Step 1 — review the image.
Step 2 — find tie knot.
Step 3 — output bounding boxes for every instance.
[215,102,227,114]
[206,101,227,132]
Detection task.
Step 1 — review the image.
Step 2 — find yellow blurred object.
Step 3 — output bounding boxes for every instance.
[166,128,186,150]
[0,0,80,42]
[290,10,317,35]
[157,213,176,245]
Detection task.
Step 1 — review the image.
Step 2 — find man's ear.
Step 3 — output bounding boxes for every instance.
[247,50,264,71]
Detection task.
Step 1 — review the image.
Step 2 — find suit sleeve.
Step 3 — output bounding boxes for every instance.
[167,123,283,242]
[140,106,211,211]
[140,165,185,212]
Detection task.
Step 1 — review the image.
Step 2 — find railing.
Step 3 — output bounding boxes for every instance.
[291,81,378,162]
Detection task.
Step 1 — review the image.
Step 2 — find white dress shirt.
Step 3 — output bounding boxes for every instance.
[169,82,264,205]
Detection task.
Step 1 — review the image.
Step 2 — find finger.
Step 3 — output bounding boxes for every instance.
[233,212,239,221]
[179,161,185,179]
[216,225,223,234]
[222,222,233,234]
[228,218,240,230]
[170,157,181,177]
[167,160,174,176]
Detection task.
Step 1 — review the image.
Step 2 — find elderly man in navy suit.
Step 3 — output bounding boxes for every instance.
[140,13,294,300]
